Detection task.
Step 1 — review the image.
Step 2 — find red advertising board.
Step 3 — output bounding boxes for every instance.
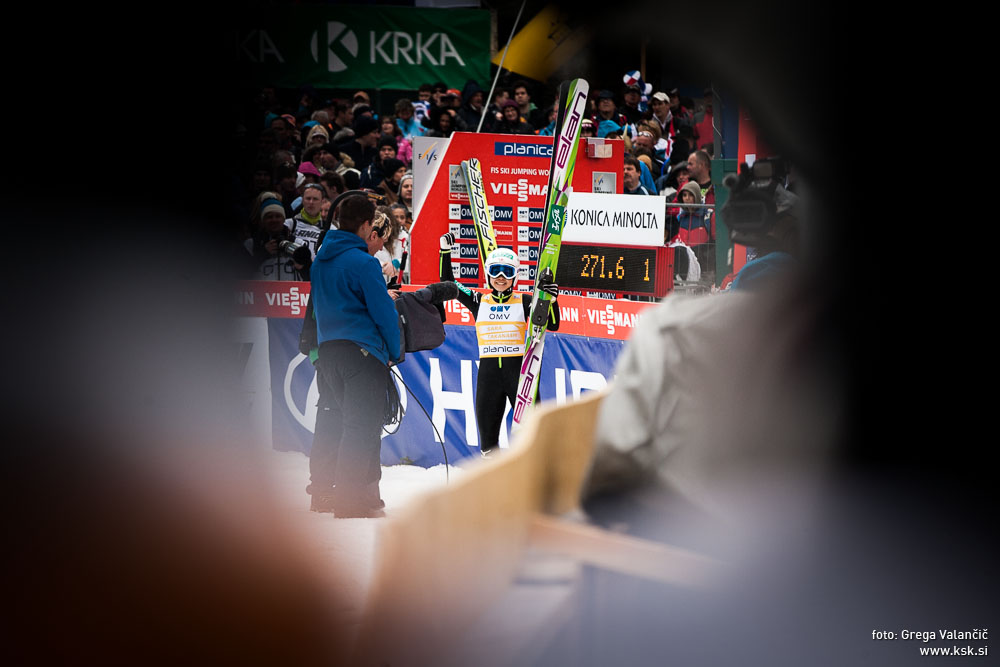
[234,281,656,341]
[409,132,623,290]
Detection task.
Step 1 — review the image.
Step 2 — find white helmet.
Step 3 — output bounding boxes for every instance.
[484,247,520,281]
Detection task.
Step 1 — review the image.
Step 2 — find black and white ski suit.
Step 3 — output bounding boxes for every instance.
[439,248,558,453]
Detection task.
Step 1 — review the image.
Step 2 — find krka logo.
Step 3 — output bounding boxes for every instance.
[310,22,466,73]
[311,22,358,73]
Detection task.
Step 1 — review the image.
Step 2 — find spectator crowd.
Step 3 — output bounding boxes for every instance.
[232,73,728,288]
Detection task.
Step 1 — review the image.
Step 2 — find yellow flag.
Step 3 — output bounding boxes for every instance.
[492,4,593,82]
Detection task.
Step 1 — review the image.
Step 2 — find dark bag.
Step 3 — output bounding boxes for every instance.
[394,288,448,362]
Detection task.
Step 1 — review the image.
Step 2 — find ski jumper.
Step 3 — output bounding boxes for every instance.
[440,248,559,453]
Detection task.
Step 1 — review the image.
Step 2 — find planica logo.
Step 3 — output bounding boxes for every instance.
[311,22,358,73]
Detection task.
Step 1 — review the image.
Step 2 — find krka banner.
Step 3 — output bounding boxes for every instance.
[238,6,491,90]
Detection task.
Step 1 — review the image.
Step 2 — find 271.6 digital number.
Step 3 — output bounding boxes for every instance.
[579,254,650,282]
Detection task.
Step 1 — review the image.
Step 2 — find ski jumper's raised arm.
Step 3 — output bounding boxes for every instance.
[521,295,560,331]
[439,244,481,312]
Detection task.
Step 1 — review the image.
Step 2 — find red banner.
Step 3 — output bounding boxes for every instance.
[235,281,656,341]
[409,132,623,289]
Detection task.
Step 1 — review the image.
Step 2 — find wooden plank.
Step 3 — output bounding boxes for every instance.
[527,514,720,587]
[350,391,715,665]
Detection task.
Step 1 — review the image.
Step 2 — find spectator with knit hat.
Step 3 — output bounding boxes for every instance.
[591,89,628,135]
[619,83,645,125]
[360,135,399,189]
[337,115,380,172]
[442,88,468,131]
[494,99,534,135]
[375,158,406,206]
[288,161,322,212]
[457,79,486,131]
[245,191,310,281]
[397,171,414,223]
[303,124,330,152]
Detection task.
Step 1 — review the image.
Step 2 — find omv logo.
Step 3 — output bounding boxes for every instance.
[418,142,439,165]
[310,22,358,73]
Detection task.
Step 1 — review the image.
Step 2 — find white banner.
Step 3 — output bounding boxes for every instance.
[411,136,451,230]
[563,191,665,246]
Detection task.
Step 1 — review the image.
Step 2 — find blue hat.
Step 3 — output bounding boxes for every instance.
[598,119,622,138]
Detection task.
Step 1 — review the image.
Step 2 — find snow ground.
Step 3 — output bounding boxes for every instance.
[262,449,466,642]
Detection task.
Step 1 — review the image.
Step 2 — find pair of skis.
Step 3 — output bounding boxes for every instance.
[459,158,497,271]
[512,78,589,428]
[458,78,590,430]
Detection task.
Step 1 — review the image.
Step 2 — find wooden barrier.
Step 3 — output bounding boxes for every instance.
[350,391,718,665]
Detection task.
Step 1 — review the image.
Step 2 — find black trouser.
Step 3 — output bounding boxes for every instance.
[310,340,388,511]
[475,355,522,453]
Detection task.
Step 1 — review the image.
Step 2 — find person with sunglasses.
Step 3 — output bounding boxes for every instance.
[284,183,327,270]
[438,234,560,457]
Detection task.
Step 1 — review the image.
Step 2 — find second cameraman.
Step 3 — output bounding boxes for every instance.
[247,192,312,281]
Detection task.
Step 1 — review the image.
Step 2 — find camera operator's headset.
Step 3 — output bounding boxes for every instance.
[323,188,389,233]
[322,187,399,285]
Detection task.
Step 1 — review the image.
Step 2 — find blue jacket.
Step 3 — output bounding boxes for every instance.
[311,229,401,365]
[731,251,796,291]
[638,159,657,193]
[396,115,428,141]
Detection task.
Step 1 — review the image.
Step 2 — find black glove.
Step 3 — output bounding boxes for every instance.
[539,281,559,298]
[439,232,455,250]
[425,281,459,304]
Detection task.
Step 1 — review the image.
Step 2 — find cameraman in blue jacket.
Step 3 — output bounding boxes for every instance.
[309,195,401,518]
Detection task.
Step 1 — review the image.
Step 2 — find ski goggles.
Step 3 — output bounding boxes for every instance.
[487,263,517,279]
